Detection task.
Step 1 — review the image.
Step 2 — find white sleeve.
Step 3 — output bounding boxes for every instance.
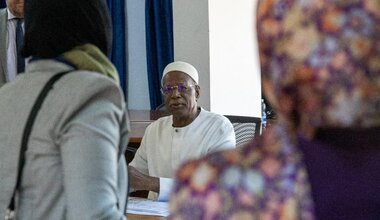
[59,84,126,220]
[157,177,174,202]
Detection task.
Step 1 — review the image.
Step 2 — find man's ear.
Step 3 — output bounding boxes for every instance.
[195,85,200,100]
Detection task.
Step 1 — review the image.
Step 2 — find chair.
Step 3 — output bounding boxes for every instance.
[224,115,262,147]
[126,146,138,164]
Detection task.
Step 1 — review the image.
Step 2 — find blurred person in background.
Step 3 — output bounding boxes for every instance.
[168,1,380,219]
[0,0,25,86]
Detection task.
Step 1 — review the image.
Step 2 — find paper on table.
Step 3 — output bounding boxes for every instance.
[126,197,169,217]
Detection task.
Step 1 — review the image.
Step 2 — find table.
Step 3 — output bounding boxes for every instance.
[129,122,151,143]
[129,110,169,144]
[126,214,165,220]
[126,196,168,219]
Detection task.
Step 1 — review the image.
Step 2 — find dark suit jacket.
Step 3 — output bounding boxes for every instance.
[0,8,8,87]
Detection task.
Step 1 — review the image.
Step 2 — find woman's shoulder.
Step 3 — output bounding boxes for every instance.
[67,69,119,87]
[59,70,125,106]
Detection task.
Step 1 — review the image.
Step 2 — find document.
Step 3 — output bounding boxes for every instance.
[126,197,169,217]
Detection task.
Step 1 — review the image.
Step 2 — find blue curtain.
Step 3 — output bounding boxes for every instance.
[0,0,5,8]
[107,0,127,99]
[145,0,174,110]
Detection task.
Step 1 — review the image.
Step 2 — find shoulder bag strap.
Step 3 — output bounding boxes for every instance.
[6,70,72,218]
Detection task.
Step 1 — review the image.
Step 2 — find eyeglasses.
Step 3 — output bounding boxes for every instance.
[161,84,196,95]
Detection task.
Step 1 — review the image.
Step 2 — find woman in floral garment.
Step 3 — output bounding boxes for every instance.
[168,0,380,219]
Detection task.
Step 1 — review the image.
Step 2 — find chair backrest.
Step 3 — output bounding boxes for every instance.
[224,115,262,147]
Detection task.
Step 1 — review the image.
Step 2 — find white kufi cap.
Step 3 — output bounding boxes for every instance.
[161,61,199,86]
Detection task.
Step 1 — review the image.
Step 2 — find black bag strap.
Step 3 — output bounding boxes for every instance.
[7,70,72,214]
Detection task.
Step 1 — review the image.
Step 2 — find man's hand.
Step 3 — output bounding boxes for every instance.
[128,166,160,193]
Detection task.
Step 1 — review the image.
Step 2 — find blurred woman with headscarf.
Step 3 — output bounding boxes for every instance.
[0,0,129,219]
[168,1,380,219]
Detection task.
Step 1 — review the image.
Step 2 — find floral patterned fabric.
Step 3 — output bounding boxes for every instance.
[169,125,314,219]
[168,1,380,219]
[258,0,380,136]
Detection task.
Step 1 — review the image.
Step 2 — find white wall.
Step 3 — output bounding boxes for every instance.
[172,0,211,110]
[126,0,150,110]
[173,0,261,117]
[208,0,261,117]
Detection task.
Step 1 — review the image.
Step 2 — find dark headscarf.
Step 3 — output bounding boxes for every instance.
[22,0,112,58]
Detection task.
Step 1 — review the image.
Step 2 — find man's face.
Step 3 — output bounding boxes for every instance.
[6,0,24,17]
[162,71,200,119]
